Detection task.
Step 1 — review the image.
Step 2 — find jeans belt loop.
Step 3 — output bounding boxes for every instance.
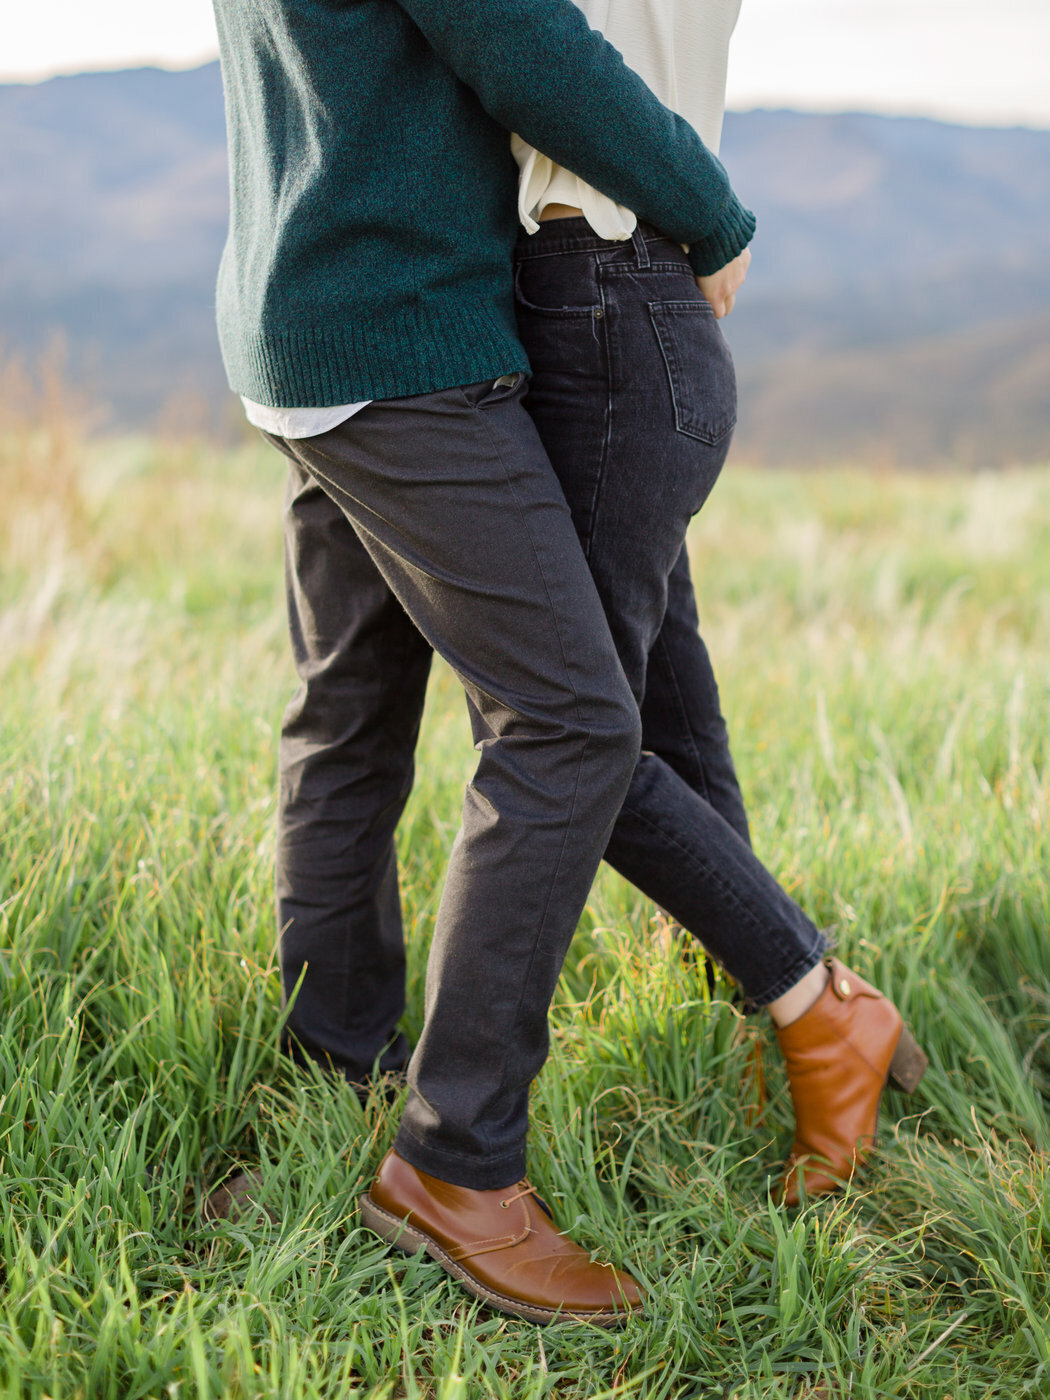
[631,224,651,270]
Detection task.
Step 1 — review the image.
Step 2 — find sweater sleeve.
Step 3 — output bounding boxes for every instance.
[394,0,754,274]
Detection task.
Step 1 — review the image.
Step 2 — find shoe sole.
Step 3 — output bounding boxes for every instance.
[358,1193,642,1327]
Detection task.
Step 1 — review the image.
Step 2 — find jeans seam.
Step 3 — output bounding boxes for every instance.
[652,629,712,802]
[582,264,614,561]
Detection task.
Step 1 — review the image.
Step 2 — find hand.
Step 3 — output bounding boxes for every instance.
[696,247,751,319]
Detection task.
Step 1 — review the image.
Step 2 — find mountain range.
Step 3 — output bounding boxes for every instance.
[2,62,1048,466]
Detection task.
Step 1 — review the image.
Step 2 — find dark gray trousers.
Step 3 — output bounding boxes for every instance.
[266,375,641,1189]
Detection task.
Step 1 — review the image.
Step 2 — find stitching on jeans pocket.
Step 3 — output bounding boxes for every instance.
[648,301,737,446]
[513,262,600,318]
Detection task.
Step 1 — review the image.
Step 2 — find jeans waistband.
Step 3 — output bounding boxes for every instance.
[514,216,676,264]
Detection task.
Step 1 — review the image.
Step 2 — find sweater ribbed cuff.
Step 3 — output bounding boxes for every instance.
[686,195,757,278]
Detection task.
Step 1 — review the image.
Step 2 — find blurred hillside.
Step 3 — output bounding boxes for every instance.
[2,63,1048,465]
[719,111,1050,467]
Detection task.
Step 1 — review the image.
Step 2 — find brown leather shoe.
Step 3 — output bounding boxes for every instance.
[777,958,928,1206]
[202,1169,277,1224]
[359,1149,644,1325]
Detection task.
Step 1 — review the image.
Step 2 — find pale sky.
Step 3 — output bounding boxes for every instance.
[3,0,1049,129]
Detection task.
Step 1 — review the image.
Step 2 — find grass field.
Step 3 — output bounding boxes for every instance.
[1,397,1048,1398]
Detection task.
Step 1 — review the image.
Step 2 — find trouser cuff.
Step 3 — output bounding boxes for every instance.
[744,930,830,1011]
[392,1126,527,1192]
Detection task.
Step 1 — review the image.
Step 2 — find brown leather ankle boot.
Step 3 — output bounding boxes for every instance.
[776,958,927,1206]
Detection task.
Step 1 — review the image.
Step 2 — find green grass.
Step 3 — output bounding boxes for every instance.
[1,407,1048,1398]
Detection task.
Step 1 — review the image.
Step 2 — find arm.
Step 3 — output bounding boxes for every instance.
[395,0,754,274]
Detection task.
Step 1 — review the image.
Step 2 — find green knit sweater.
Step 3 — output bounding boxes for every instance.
[211,0,757,408]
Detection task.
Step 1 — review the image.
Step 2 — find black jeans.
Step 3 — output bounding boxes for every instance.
[514,218,825,1000]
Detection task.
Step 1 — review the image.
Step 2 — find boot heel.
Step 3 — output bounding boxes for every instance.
[888,1025,927,1093]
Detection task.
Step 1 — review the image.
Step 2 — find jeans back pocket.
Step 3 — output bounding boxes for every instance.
[648,301,737,446]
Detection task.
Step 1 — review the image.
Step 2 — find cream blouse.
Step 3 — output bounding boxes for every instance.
[514,0,742,239]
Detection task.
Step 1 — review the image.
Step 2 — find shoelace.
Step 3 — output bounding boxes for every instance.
[499,1182,539,1210]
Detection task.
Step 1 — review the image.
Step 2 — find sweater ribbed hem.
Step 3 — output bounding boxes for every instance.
[221,298,530,408]
[686,195,758,278]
